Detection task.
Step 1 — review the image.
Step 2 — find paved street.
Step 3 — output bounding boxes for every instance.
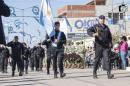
[0,67,130,86]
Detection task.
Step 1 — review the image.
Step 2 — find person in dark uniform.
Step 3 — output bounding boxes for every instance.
[0,45,10,73]
[30,46,37,71]
[0,0,10,72]
[51,21,66,78]
[42,34,52,75]
[7,36,24,76]
[87,15,114,79]
[0,0,10,45]
[0,45,4,72]
[35,43,45,71]
[22,43,30,74]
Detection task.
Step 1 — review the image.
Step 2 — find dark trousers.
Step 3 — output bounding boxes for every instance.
[39,57,44,70]
[1,57,8,72]
[35,56,40,70]
[0,55,2,71]
[30,56,35,70]
[93,45,111,75]
[23,59,29,72]
[46,49,52,72]
[12,57,23,73]
[52,48,64,75]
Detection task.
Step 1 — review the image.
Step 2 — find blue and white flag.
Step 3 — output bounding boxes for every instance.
[64,17,72,32]
[40,0,54,37]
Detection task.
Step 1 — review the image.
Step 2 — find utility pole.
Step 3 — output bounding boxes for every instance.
[122,0,127,35]
[22,9,25,42]
[112,0,114,25]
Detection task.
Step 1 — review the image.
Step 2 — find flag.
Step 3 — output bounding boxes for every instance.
[64,17,72,32]
[40,0,54,37]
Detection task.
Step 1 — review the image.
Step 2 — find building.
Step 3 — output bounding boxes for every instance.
[57,0,130,24]
[57,5,96,18]
[57,0,107,18]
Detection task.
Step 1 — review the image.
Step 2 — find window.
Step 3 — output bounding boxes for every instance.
[120,13,124,20]
[108,13,112,18]
[113,13,119,24]
[108,13,124,24]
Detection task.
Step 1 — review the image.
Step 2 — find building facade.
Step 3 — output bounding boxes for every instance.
[57,0,130,37]
[57,0,107,18]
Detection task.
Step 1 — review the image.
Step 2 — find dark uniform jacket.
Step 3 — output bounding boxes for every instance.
[23,47,30,60]
[87,24,112,48]
[30,46,37,58]
[0,47,4,59]
[1,47,10,58]
[0,0,10,44]
[42,34,51,49]
[50,30,66,49]
[36,46,45,58]
[7,41,24,58]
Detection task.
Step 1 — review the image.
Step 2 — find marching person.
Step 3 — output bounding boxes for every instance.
[42,34,52,74]
[0,0,10,45]
[0,0,10,73]
[30,46,37,71]
[0,44,4,72]
[0,45,10,73]
[51,21,66,78]
[35,43,45,71]
[7,36,24,76]
[87,15,114,79]
[22,43,30,74]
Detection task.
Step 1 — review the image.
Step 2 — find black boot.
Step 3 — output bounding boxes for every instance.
[25,70,28,74]
[31,68,34,71]
[47,69,50,75]
[107,71,114,79]
[93,72,98,79]
[57,71,59,74]
[5,66,8,73]
[93,74,98,79]
[36,68,40,71]
[60,73,66,78]
[19,71,23,76]
[12,71,15,77]
[54,74,58,78]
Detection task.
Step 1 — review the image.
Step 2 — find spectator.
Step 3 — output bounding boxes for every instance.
[119,36,128,70]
